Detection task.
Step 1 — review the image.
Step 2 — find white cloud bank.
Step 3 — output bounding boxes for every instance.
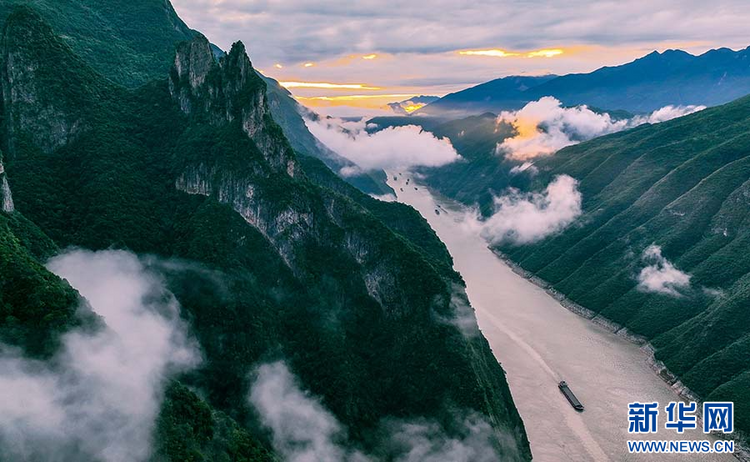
[0,250,200,462]
[471,175,582,245]
[306,117,461,175]
[496,97,705,160]
[249,361,514,462]
[637,245,692,296]
[387,415,512,462]
[249,361,368,462]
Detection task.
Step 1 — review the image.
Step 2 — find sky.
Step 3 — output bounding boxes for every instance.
[171,0,750,116]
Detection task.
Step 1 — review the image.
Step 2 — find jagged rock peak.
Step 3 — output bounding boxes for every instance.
[173,34,214,91]
[169,35,299,177]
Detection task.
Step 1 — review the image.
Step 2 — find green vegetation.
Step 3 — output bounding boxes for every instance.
[0,211,89,357]
[496,96,750,435]
[0,5,530,460]
[0,0,196,88]
[155,382,277,462]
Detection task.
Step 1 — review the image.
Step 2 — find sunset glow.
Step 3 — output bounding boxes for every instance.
[402,103,426,113]
[296,94,413,110]
[362,54,378,60]
[527,49,564,58]
[280,81,381,90]
[459,49,520,58]
[460,48,566,58]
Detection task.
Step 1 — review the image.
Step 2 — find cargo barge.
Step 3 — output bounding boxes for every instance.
[559,381,584,411]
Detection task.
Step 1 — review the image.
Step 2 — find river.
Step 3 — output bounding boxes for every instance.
[389,174,733,462]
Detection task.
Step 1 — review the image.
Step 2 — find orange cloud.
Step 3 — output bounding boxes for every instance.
[296,94,412,109]
[459,47,567,58]
[280,81,381,90]
[459,49,520,57]
[527,49,564,58]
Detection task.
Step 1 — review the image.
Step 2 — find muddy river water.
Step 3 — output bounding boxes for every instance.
[389,174,733,461]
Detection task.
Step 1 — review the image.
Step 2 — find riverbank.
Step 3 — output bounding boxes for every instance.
[492,248,748,461]
[391,174,736,461]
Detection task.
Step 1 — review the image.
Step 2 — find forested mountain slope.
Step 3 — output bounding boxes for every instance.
[499,95,750,434]
[0,6,530,460]
[0,0,390,196]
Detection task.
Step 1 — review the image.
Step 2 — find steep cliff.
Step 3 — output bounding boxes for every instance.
[0,7,530,460]
[0,158,12,212]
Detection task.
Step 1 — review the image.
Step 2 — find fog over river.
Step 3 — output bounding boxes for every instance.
[389,174,733,462]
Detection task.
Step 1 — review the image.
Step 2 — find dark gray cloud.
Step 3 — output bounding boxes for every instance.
[173,0,750,62]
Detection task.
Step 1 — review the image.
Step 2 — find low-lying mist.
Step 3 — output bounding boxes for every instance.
[463,174,583,245]
[0,249,200,462]
[496,97,705,161]
[249,361,521,462]
[306,117,461,175]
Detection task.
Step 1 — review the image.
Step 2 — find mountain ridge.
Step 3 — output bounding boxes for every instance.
[0,5,530,460]
[418,45,750,115]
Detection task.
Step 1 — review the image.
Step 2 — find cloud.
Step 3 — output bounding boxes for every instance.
[0,249,200,461]
[633,104,706,124]
[172,0,750,66]
[636,245,692,296]
[386,413,517,462]
[440,286,481,338]
[306,117,461,173]
[476,175,582,245]
[496,97,704,160]
[509,161,538,176]
[249,361,369,462]
[249,361,517,462]
[172,0,750,103]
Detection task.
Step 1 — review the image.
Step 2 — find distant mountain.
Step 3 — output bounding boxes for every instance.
[418,47,750,115]
[388,95,439,114]
[416,75,556,116]
[0,4,530,460]
[499,94,750,436]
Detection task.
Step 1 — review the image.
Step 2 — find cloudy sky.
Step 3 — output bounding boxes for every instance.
[171,0,750,115]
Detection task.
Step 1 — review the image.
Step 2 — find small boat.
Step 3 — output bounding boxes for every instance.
[558,381,584,412]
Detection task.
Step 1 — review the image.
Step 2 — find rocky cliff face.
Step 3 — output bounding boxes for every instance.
[0,160,13,212]
[0,8,92,157]
[169,36,298,177]
[168,36,404,303]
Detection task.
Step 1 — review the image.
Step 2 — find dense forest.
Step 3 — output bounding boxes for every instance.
[0,3,530,460]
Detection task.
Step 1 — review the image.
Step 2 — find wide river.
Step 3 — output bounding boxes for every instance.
[389,174,733,462]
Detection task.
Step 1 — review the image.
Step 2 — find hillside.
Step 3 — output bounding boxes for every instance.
[0,6,530,460]
[0,0,196,88]
[498,94,750,434]
[418,47,750,115]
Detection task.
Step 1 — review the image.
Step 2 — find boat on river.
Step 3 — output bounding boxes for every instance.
[559,381,584,411]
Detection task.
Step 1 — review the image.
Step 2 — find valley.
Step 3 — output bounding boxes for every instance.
[391,174,735,461]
